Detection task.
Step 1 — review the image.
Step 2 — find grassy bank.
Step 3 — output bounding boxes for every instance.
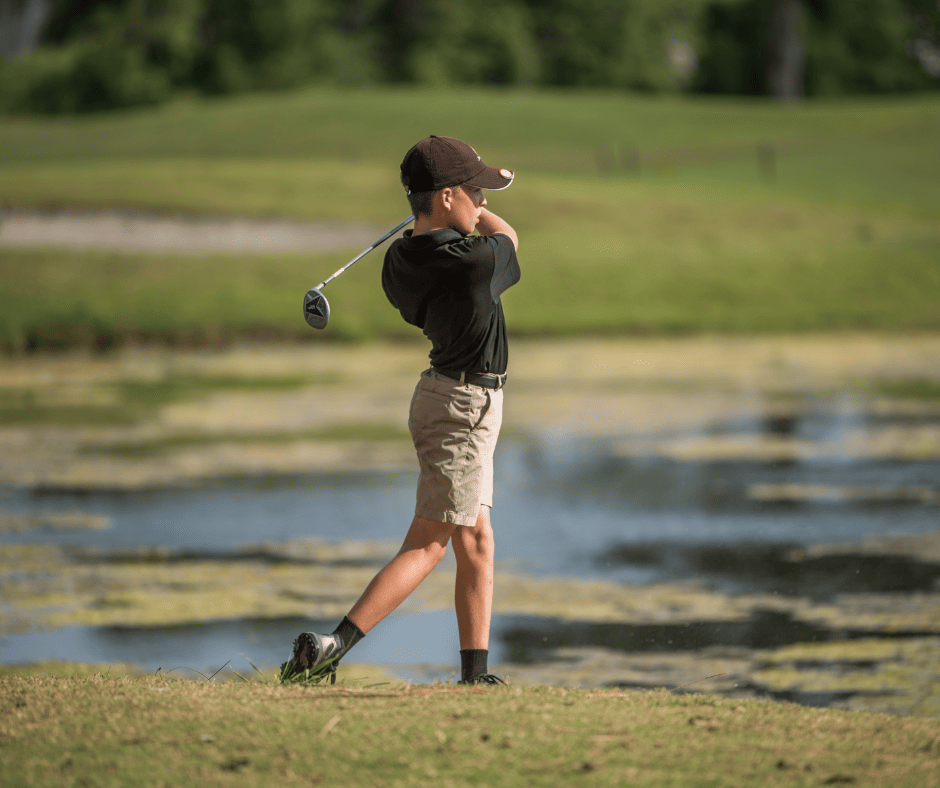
[1,88,938,346]
[2,209,937,346]
[2,671,939,788]
[2,89,937,214]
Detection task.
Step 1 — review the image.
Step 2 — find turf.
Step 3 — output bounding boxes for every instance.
[2,88,938,210]
[1,672,939,788]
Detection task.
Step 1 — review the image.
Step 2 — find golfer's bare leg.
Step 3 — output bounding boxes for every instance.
[452,505,495,650]
[346,515,455,633]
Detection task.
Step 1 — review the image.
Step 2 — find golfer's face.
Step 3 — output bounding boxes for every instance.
[450,185,485,235]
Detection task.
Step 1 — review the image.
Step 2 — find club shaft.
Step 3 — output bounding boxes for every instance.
[315,215,415,290]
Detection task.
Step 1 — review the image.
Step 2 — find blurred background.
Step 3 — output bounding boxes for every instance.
[1,0,938,714]
[1,0,939,110]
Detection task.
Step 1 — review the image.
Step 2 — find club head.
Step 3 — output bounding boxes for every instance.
[303,288,330,330]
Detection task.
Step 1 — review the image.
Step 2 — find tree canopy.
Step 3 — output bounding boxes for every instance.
[1,0,937,113]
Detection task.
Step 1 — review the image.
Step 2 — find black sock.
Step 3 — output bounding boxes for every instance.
[332,616,365,656]
[460,649,489,682]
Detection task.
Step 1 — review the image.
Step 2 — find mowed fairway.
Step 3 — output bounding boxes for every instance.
[2,673,940,788]
[1,88,939,345]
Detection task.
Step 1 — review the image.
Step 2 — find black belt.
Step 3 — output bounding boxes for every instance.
[432,367,507,390]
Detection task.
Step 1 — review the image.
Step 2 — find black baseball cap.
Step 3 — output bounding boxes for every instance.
[401,136,514,193]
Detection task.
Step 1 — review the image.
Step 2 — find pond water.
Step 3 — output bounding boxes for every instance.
[2,403,939,685]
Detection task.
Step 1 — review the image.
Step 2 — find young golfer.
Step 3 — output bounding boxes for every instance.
[282,136,519,685]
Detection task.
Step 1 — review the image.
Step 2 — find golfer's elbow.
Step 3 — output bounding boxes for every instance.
[478,209,518,250]
[494,221,519,251]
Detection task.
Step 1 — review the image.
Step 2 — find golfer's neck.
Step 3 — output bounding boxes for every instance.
[413,215,444,236]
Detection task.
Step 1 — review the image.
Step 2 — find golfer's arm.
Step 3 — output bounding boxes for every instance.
[476,209,518,251]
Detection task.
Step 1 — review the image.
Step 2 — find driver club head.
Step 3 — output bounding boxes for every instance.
[303,288,330,330]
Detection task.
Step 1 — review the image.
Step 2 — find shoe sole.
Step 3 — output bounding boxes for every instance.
[458,674,506,686]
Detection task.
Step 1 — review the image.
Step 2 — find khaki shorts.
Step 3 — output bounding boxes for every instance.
[408,368,504,527]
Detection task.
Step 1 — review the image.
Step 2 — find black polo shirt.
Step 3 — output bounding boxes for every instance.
[382,228,520,375]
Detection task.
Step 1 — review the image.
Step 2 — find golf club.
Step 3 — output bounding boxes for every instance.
[303,215,415,330]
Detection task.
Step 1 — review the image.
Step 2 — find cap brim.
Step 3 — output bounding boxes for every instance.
[464,165,514,191]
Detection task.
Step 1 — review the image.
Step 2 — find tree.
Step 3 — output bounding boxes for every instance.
[805,0,937,94]
[692,0,938,97]
[523,0,684,91]
[398,0,540,86]
[766,0,805,99]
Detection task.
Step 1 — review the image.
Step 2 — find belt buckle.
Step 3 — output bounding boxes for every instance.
[481,372,504,390]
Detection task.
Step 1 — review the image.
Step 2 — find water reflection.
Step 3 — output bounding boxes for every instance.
[500,611,830,663]
[593,541,940,599]
[518,447,940,515]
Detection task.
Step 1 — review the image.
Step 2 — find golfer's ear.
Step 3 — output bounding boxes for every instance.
[439,187,455,211]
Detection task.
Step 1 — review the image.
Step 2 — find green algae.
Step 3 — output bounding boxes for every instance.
[0,372,325,427]
[3,536,940,715]
[750,637,940,717]
[79,422,411,457]
[1,540,774,633]
[796,593,940,633]
[0,510,111,533]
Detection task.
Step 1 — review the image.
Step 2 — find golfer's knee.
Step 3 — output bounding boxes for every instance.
[456,520,494,566]
[464,540,493,570]
[404,516,455,564]
[426,539,450,566]
[474,507,495,549]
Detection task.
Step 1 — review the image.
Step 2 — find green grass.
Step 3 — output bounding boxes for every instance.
[876,379,940,400]
[1,88,938,345]
[2,673,939,787]
[2,88,938,212]
[2,196,936,346]
[115,374,314,405]
[79,422,411,455]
